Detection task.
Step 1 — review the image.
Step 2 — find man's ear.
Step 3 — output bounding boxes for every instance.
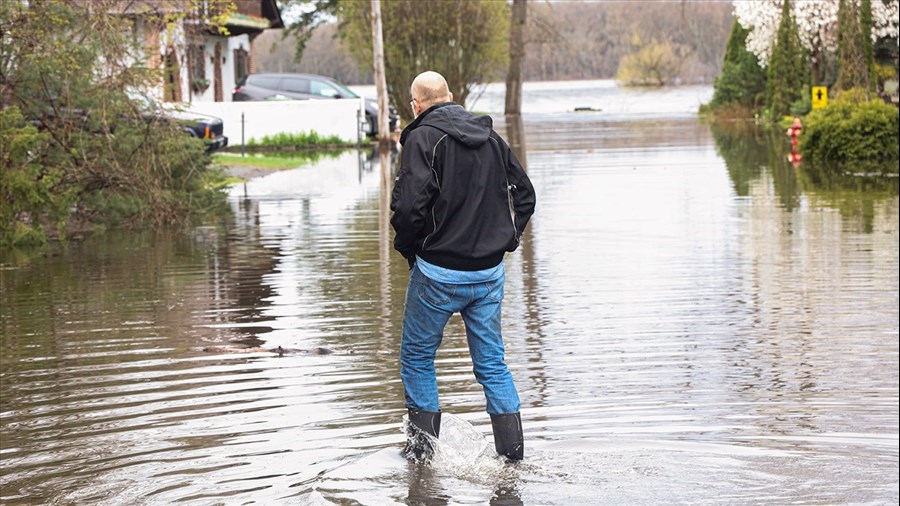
[448,92,453,102]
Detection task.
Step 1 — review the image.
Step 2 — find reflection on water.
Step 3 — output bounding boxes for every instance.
[2,83,898,505]
[712,121,900,231]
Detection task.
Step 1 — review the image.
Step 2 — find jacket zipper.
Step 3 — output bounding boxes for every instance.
[507,182,519,247]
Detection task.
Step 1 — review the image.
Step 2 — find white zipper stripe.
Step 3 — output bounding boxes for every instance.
[421,134,448,251]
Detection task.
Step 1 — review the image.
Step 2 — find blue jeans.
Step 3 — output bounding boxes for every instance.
[400,264,521,415]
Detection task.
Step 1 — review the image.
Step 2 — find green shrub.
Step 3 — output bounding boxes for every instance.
[616,39,683,87]
[790,86,812,116]
[799,88,900,163]
[0,106,70,248]
[245,131,355,149]
[710,20,767,112]
[1,1,231,249]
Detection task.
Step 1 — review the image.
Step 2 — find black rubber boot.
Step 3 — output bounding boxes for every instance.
[490,412,524,461]
[404,408,441,460]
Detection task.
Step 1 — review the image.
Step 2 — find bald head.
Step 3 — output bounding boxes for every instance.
[411,71,453,116]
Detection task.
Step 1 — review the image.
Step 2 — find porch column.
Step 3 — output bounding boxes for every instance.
[214,41,223,102]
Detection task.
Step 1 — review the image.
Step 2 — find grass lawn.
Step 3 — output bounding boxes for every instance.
[212,152,325,170]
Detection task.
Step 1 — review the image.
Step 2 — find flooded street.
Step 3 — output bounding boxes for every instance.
[2,81,898,505]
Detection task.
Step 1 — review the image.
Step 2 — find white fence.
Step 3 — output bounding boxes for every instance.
[184,98,367,146]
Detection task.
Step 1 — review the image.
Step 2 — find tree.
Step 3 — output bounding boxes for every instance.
[339,0,508,123]
[505,0,527,167]
[765,0,808,119]
[860,0,876,81]
[710,19,767,111]
[505,0,527,116]
[835,0,873,91]
[733,0,898,71]
[258,2,734,85]
[616,37,685,87]
[280,0,340,62]
[0,0,231,247]
[252,25,371,84]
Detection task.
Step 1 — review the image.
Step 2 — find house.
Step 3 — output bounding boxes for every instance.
[117,0,284,103]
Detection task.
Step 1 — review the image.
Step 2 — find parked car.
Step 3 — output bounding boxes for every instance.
[26,96,228,154]
[129,92,228,153]
[163,108,228,153]
[232,73,398,137]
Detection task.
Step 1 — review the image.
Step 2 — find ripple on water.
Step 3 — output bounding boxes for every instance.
[2,98,898,504]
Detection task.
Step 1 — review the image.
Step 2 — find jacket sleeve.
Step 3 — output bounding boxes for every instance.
[390,132,440,260]
[505,145,536,241]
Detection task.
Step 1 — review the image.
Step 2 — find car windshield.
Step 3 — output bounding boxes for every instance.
[330,81,358,98]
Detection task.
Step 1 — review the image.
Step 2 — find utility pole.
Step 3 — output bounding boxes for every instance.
[371,0,391,190]
[372,0,392,333]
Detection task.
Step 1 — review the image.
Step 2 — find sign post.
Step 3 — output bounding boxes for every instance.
[812,86,828,110]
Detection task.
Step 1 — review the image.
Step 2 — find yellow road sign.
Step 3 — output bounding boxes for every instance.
[812,86,828,109]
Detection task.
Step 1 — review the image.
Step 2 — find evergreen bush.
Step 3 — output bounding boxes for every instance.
[765,0,808,120]
[799,88,900,164]
[710,20,767,111]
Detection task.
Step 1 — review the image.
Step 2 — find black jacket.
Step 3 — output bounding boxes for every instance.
[391,103,535,271]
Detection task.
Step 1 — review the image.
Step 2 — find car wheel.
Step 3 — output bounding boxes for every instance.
[365,114,377,137]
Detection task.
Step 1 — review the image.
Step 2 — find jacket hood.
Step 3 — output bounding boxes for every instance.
[400,103,492,148]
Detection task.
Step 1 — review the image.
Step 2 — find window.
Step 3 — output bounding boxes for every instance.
[281,78,309,94]
[310,79,341,98]
[249,76,280,90]
[189,43,207,93]
[233,47,249,85]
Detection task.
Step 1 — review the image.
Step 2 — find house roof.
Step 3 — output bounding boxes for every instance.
[226,0,284,35]
[261,0,284,29]
[108,0,188,15]
[110,0,284,32]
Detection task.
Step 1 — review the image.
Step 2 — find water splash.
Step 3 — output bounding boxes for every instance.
[404,413,508,482]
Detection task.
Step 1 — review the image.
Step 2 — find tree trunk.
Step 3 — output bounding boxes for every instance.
[505,0,527,168]
[505,0,527,115]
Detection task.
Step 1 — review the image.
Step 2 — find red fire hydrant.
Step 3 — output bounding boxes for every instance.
[786,117,802,147]
[786,117,803,165]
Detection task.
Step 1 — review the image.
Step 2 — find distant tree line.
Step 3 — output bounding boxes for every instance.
[253,1,732,86]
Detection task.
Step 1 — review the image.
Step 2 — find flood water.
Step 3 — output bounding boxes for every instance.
[2,80,898,505]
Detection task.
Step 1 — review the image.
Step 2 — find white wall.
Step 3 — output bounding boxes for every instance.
[222,35,250,102]
[185,34,250,103]
[184,99,366,145]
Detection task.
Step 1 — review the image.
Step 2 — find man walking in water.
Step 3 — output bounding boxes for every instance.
[390,71,535,461]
